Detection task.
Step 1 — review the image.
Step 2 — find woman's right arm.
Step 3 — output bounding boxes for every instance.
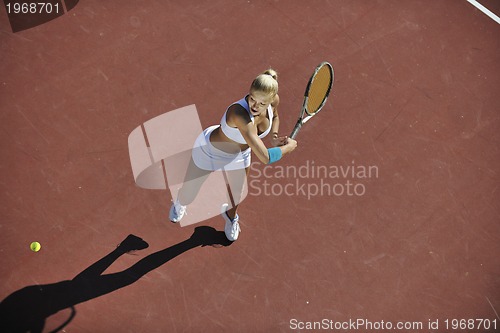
[229,106,297,164]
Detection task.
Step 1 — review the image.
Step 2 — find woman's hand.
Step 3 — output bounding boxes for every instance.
[282,137,297,154]
[271,135,288,147]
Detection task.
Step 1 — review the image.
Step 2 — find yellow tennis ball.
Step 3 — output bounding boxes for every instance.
[30,242,41,252]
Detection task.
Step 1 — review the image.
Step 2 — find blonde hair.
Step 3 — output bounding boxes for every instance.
[250,69,278,96]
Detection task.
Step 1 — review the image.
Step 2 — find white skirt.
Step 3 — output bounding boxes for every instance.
[192,125,251,171]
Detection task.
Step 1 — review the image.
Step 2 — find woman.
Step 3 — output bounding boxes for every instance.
[170,69,297,241]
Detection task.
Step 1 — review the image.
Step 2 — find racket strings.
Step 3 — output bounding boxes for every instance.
[307,65,332,114]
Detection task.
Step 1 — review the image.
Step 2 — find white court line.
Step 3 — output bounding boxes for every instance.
[467,0,500,24]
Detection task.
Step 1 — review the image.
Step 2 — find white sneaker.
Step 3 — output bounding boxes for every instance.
[221,203,240,241]
[169,199,186,223]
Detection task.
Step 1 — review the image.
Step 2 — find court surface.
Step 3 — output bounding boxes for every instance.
[1,1,499,332]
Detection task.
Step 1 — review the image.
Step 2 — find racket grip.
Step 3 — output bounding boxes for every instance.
[290,121,302,140]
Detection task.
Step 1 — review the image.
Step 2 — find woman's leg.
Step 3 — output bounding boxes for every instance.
[177,156,212,206]
[224,166,250,220]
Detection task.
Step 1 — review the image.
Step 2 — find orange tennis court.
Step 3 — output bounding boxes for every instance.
[1,1,499,332]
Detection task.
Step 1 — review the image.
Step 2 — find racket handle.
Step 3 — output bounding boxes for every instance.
[290,121,302,140]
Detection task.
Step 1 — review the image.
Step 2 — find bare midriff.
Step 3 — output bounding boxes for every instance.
[209,127,249,154]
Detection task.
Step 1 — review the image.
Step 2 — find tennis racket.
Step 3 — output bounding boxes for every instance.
[290,62,334,139]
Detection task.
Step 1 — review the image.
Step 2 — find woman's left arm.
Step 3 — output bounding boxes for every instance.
[270,94,288,147]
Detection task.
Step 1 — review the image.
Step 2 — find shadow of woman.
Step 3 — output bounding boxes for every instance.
[0,226,231,333]
[6,0,81,33]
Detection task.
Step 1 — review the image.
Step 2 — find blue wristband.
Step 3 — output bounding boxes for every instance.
[267,147,282,164]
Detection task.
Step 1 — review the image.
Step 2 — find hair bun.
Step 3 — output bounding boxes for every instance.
[250,69,279,96]
[263,69,278,81]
